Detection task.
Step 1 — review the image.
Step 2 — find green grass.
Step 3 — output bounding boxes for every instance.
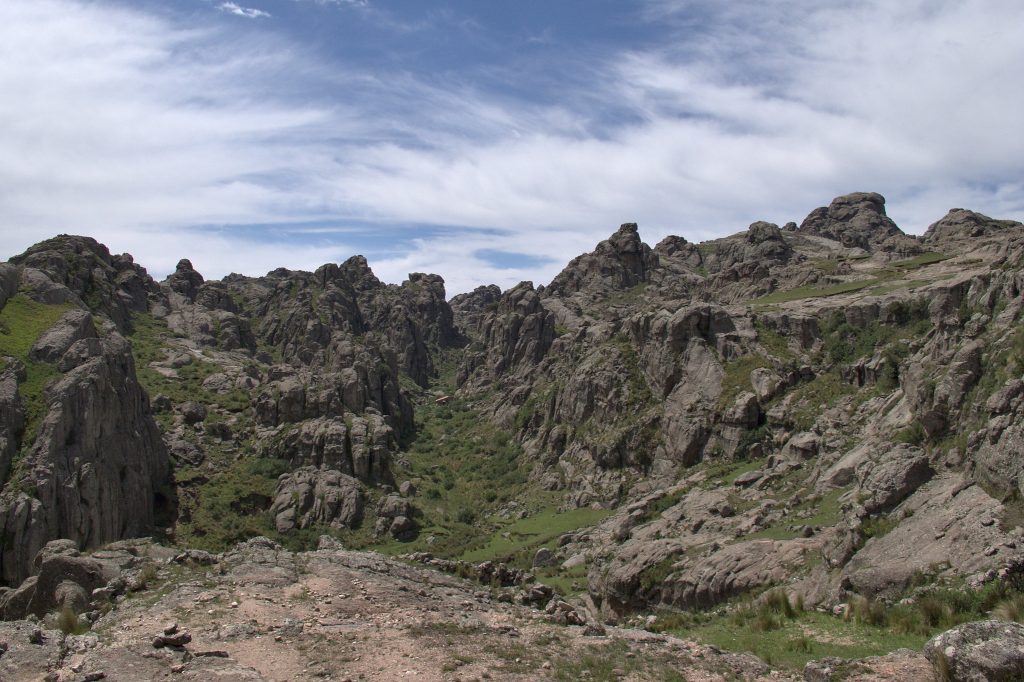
[786,370,857,431]
[356,394,612,566]
[743,488,846,542]
[754,321,796,360]
[653,575,1024,671]
[535,562,588,595]
[551,640,668,681]
[682,609,927,670]
[812,258,842,275]
[173,457,289,552]
[0,294,74,359]
[129,313,231,407]
[717,353,770,409]
[698,457,768,488]
[460,506,611,563]
[869,279,930,296]
[752,278,881,305]
[819,305,930,365]
[893,252,948,269]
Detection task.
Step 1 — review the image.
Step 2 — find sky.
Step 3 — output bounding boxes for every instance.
[1,0,1023,296]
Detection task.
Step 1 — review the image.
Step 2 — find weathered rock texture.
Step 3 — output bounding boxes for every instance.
[0,316,169,585]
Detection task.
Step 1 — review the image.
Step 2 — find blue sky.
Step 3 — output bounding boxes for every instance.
[2,0,1023,294]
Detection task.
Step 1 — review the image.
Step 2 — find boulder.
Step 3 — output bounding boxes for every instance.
[750,367,783,402]
[0,539,120,619]
[923,209,1021,243]
[533,548,557,568]
[29,309,97,363]
[377,495,412,520]
[179,401,207,425]
[924,620,1024,682]
[783,432,820,460]
[798,192,904,251]
[0,263,19,309]
[856,445,933,513]
[270,467,364,532]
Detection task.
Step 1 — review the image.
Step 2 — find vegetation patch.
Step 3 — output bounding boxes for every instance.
[752,278,881,306]
[174,457,289,552]
[460,506,611,563]
[754,320,796,361]
[650,574,1024,671]
[717,353,770,409]
[0,294,74,470]
[786,370,857,431]
[893,252,949,269]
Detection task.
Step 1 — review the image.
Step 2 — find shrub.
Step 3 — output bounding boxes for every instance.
[57,607,88,635]
[918,595,950,628]
[134,562,159,591]
[762,588,798,618]
[993,594,1024,623]
[786,635,812,653]
[752,611,782,632]
[846,594,888,626]
[894,422,926,445]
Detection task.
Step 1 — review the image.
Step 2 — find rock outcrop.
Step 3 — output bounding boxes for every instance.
[0,328,170,585]
[923,620,1024,682]
[270,468,364,532]
[797,192,906,251]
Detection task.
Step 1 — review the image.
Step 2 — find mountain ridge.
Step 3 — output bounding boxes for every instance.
[2,191,1024,679]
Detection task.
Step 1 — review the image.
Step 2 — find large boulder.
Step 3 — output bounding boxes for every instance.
[856,444,933,514]
[0,539,120,619]
[923,209,1022,244]
[798,192,904,251]
[28,309,97,364]
[270,467,364,532]
[923,620,1024,681]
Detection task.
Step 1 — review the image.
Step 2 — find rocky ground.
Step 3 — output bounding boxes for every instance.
[0,537,802,682]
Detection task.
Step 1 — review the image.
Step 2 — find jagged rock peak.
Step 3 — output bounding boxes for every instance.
[336,255,382,291]
[10,234,158,329]
[798,191,904,250]
[545,222,658,298]
[655,234,688,250]
[406,272,446,295]
[450,284,502,337]
[165,258,205,302]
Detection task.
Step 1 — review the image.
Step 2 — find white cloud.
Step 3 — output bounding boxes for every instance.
[322,0,1024,242]
[219,3,271,19]
[0,0,1021,294]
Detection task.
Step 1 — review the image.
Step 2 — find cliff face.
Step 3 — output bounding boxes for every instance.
[0,244,171,585]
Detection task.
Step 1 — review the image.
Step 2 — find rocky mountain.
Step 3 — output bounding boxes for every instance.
[2,192,1024,680]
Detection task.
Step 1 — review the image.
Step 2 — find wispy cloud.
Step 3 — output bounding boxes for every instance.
[0,0,1021,294]
[219,3,270,19]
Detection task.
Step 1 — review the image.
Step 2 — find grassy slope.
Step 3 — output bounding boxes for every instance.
[752,251,949,306]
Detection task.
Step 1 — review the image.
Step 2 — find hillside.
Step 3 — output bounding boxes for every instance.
[2,192,1024,680]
